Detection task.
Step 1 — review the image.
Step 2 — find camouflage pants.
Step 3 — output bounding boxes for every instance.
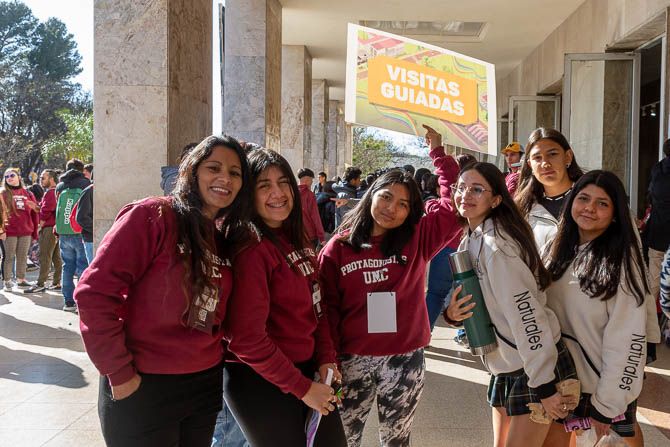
[339,349,425,447]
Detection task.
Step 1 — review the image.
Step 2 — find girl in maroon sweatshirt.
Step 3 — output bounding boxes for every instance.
[224,148,347,447]
[74,135,252,447]
[317,125,460,446]
[1,168,38,289]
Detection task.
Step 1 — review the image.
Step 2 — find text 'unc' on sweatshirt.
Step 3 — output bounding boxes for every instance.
[546,257,647,423]
[75,197,233,386]
[318,146,460,358]
[224,230,336,399]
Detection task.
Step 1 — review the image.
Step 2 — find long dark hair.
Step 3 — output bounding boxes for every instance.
[171,134,252,314]
[339,169,424,260]
[516,128,584,216]
[544,170,647,304]
[247,148,309,255]
[457,162,551,290]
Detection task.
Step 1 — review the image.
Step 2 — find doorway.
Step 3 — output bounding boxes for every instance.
[637,39,663,217]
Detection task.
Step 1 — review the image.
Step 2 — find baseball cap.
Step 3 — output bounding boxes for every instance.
[502,142,523,154]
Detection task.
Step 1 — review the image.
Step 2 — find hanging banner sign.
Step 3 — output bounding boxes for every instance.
[345,24,497,155]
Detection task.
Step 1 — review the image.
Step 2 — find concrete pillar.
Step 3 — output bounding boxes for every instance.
[94,0,212,241]
[336,103,346,176]
[223,0,281,149]
[281,45,312,174]
[326,100,339,178]
[344,123,354,172]
[311,80,329,173]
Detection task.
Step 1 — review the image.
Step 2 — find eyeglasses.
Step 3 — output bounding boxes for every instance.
[4,173,17,179]
[450,184,493,198]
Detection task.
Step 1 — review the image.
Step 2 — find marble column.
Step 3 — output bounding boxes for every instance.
[280,46,312,174]
[336,103,347,176]
[311,80,329,173]
[94,0,212,242]
[326,100,339,178]
[223,0,281,149]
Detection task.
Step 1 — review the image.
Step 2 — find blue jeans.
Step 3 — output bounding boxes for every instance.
[212,399,249,447]
[59,234,89,306]
[83,241,94,265]
[426,246,455,330]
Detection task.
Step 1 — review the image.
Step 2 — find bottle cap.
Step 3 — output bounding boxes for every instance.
[449,250,473,275]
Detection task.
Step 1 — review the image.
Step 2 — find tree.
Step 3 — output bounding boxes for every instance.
[352,127,399,173]
[0,1,85,174]
[42,109,92,164]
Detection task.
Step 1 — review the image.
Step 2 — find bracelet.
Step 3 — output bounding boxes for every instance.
[442,309,464,328]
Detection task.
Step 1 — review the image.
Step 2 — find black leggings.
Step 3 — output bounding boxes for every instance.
[224,361,347,447]
[98,363,223,447]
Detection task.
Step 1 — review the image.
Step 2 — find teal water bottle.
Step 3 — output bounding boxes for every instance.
[449,250,498,356]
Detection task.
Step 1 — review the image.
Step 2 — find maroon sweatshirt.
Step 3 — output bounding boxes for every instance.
[224,230,336,399]
[299,184,325,242]
[4,188,38,239]
[39,188,57,228]
[318,146,459,356]
[75,197,232,386]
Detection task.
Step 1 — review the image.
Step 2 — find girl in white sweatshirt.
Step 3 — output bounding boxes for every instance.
[444,162,578,447]
[543,170,648,447]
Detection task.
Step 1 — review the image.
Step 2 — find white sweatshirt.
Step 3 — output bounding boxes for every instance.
[545,252,647,423]
[460,218,561,398]
[529,201,660,344]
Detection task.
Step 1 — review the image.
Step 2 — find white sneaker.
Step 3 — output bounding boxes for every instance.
[4,281,14,290]
[62,304,78,313]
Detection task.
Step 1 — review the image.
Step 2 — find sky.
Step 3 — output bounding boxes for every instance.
[19,0,423,155]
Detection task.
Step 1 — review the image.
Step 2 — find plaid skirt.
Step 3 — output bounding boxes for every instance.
[487,339,577,416]
[570,395,637,437]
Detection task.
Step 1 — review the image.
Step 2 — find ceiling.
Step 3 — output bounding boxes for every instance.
[281,0,587,100]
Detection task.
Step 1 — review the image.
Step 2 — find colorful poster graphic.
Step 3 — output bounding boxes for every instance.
[345,24,497,156]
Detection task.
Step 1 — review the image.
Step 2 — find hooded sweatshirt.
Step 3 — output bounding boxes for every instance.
[3,187,38,239]
[318,146,459,357]
[224,230,336,399]
[460,218,561,398]
[299,184,324,243]
[545,251,647,423]
[56,169,91,195]
[75,197,232,386]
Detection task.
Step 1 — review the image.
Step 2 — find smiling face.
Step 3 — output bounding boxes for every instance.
[571,184,614,243]
[254,166,294,228]
[196,146,243,219]
[527,139,573,192]
[453,169,501,230]
[370,183,410,236]
[3,170,20,187]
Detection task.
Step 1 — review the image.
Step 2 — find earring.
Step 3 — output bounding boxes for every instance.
[566,163,571,168]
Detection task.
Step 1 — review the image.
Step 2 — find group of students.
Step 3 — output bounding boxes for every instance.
[73,126,656,447]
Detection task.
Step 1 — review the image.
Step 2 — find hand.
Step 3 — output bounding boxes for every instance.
[589,418,611,440]
[318,363,342,384]
[445,285,475,322]
[423,124,442,150]
[111,374,142,400]
[301,381,336,416]
[540,391,577,420]
[27,200,39,212]
[332,198,349,208]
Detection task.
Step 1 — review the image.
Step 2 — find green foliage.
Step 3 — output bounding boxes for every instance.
[42,109,92,163]
[0,0,85,174]
[352,127,399,173]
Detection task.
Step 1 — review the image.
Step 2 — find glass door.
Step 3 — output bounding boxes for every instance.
[562,52,640,210]
[508,96,560,145]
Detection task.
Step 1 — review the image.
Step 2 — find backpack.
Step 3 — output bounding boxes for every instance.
[69,199,83,233]
[55,188,83,235]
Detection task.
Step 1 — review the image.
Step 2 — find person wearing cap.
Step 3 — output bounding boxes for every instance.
[502,142,523,196]
[297,168,325,250]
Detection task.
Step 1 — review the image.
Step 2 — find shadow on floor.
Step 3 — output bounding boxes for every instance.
[0,312,85,352]
[0,345,87,388]
[424,346,489,372]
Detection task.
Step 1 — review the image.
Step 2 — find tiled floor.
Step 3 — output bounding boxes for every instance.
[1,275,669,446]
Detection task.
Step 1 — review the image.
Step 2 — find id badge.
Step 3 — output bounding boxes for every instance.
[367,292,397,333]
[312,282,323,319]
[186,287,219,334]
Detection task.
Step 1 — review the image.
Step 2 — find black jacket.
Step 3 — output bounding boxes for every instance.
[56,169,91,194]
[647,157,670,251]
[75,184,94,243]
